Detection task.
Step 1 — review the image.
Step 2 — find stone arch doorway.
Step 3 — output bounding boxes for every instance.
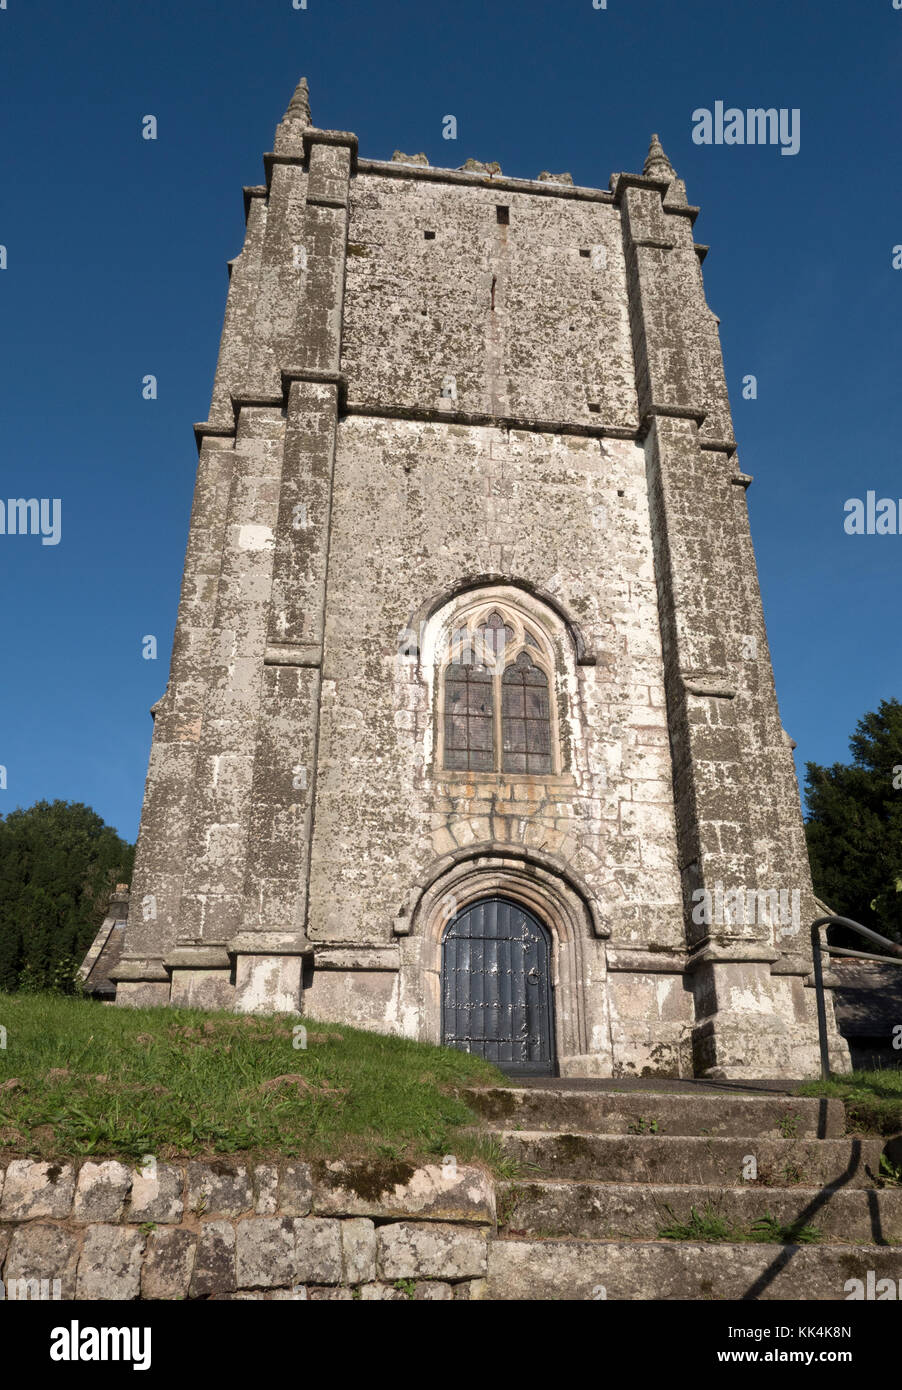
[409,849,610,1076]
[441,896,556,1076]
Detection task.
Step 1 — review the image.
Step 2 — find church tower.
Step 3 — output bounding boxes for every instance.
[113,81,848,1079]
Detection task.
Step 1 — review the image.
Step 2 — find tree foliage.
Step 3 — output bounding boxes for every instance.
[0,800,134,992]
[805,699,902,943]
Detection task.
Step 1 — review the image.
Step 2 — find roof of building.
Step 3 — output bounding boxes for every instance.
[78,884,130,999]
[830,957,902,1038]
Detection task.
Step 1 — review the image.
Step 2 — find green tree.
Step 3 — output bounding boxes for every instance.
[805,699,902,943]
[0,800,134,993]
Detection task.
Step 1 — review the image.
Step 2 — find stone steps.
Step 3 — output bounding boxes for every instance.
[486,1236,902,1301]
[492,1129,885,1187]
[498,1179,902,1243]
[463,1086,844,1138]
[459,1083,902,1298]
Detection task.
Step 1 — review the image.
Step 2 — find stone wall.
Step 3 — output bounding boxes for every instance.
[0,1158,493,1301]
[343,171,638,427]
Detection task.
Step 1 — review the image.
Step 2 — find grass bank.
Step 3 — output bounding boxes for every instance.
[0,993,504,1166]
[799,1069,902,1137]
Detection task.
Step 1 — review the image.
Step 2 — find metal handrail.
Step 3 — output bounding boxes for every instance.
[810,914,902,1079]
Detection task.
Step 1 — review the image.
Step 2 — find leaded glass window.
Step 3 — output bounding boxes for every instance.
[501,652,552,774]
[440,610,557,776]
[443,661,494,771]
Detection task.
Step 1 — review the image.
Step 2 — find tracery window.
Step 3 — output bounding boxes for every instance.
[441,608,556,775]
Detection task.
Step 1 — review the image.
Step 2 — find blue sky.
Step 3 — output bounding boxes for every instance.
[0,0,899,843]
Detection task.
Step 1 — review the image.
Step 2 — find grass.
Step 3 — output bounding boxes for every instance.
[458,1135,526,1181]
[798,1069,902,1136]
[0,992,505,1167]
[658,1203,822,1245]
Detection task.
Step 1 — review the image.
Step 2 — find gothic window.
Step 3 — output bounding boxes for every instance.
[501,652,552,774]
[440,606,558,775]
[443,661,493,771]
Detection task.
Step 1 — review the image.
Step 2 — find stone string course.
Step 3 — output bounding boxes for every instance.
[0,1158,494,1301]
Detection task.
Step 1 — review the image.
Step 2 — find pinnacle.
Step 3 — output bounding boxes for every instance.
[285,76,312,127]
[643,132,676,181]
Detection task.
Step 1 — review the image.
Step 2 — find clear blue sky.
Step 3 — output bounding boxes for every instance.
[1,0,899,843]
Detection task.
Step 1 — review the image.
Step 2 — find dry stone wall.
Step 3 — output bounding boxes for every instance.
[0,1158,494,1301]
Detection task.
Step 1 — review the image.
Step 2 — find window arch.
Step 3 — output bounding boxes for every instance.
[440,605,558,775]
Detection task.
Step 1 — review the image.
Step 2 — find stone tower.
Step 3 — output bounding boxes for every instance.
[112,81,848,1079]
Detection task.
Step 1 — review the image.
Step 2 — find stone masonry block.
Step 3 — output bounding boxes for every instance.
[0,1161,76,1220]
[4,1223,80,1298]
[189,1221,236,1298]
[141,1228,197,1300]
[186,1162,253,1217]
[340,1217,376,1284]
[377,1222,489,1281]
[76,1225,144,1301]
[72,1161,132,1222]
[127,1163,184,1224]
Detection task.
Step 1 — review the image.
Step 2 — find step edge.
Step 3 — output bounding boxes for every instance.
[464,1088,838,1105]
[496,1178,895,1195]
[489,1235,902,1251]
[490,1129,877,1144]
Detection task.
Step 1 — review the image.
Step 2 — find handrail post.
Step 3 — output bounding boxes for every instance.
[807,912,902,1082]
[810,919,831,1081]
